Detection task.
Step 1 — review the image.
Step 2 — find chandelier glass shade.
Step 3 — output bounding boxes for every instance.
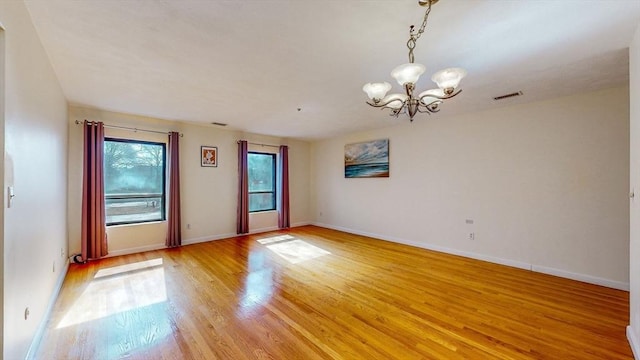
[363,0,466,121]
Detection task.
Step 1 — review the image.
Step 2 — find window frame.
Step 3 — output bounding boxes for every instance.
[248,151,277,213]
[104,137,167,226]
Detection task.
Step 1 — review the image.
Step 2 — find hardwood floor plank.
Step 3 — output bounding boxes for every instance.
[35,226,632,359]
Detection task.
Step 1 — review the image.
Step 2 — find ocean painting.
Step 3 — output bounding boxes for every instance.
[344,139,389,178]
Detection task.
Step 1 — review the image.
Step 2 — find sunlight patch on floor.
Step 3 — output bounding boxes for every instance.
[257,234,295,245]
[267,239,331,264]
[57,258,167,328]
[94,258,164,278]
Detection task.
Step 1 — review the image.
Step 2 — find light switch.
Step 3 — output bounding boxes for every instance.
[7,186,14,208]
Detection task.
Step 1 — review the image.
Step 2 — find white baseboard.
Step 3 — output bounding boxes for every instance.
[248,226,279,234]
[106,243,167,257]
[532,265,629,291]
[312,222,629,290]
[232,222,313,239]
[628,326,640,359]
[183,224,311,246]
[183,222,310,245]
[182,231,238,245]
[106,232,240,252]
[104,223,314,254]
[26,259,70,360]
[400,235,531,271]
[314,222,530,270]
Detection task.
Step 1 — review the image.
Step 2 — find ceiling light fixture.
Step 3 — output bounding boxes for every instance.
[363,0,466,122]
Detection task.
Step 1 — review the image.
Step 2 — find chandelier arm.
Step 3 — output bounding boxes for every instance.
[418,99,443,108]
[417,89,462,103]
[365,99,408,108]
[381,105,406,112]
[416,105,440,114]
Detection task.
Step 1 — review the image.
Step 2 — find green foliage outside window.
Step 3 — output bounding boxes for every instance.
[104,139,166,225]
[248,152,276,212]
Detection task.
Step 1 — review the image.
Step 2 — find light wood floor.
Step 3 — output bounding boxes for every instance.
[36,226,632,359]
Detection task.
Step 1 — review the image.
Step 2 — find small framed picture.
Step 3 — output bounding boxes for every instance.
[201,146,218,167]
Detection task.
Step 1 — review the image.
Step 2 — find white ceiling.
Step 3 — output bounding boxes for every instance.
[24,0,640,140]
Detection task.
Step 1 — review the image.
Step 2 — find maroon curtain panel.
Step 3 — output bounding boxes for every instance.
[237,140,249,234]
[166,131,182,247]
[81,120,108,261]
[278,145,290,229]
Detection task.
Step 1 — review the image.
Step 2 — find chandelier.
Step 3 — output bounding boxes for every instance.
[362,0,466,122]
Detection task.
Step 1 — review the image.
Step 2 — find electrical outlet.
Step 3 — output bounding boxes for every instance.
[469,232,475,241]
[187,223,191,230]
[24,307,29,320]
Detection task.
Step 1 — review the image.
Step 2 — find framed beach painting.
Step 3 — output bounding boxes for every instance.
[344,139,389,178]
[201,146,218,167]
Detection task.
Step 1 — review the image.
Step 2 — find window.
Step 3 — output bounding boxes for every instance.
[104,138,166,225]
[248,152,276,212]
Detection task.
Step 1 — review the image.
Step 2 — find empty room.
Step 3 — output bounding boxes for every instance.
[2,0,640,359]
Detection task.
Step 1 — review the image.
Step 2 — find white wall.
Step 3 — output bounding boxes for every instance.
[0,2,69,359]
[629,22,640,359]
[312,86,629,290]
[68,106,311,256]
[0,25,4,359]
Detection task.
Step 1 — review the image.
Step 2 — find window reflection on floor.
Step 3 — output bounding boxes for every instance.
[237,234,331,318]
[257,235,331,264]
[57,258,167,329]
[238,268,274,312]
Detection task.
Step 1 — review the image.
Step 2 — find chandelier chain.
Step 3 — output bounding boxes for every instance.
[407,1,432,63]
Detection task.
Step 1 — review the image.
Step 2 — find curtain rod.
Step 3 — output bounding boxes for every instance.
[237,140,281,148]
[75,120,183,137]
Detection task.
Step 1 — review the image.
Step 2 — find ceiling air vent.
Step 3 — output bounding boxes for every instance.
[493,91,523,101]
[211,122,227,126]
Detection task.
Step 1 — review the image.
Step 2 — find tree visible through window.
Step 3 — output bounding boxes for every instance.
[248,152,276,212]
[104,138,166,225]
